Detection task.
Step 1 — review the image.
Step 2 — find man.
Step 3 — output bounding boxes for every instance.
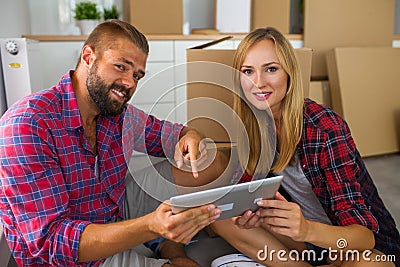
[0,20,221,266]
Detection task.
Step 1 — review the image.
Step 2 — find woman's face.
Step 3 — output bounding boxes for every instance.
[240,39,288,117]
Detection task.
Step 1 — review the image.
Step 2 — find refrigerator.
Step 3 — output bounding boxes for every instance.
[0,38,43,116]
[0,38,43,266]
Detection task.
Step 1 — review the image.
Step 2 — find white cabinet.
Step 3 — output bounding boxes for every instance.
[39,41,83,89]
[130,41,176,121]
[147,41,174,62]
[131,61,176,120]
[132,62,175,104]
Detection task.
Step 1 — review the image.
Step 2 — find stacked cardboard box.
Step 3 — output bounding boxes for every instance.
[326,47,400,157]
[129,0,183,34]
[128,0,292,35]
[251,0,290,34]
[308,81,331,108]
[303,0,399,157]
[303,0,395,79]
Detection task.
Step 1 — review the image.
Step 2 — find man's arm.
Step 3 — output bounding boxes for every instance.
[78,202,220,262]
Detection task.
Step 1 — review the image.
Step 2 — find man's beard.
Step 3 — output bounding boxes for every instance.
[87,62,130,117]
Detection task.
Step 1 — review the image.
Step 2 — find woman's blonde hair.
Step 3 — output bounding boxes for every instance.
[233,27,304,175]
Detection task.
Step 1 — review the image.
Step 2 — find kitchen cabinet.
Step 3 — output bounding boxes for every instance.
[131,61,175,119]
[131,41,175,121]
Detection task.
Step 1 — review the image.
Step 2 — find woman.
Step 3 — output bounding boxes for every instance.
[210,27,400,266]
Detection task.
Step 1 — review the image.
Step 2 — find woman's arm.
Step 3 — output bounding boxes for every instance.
[257,193,375,251]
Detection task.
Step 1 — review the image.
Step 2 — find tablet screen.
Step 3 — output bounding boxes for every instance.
[170,175,283,220]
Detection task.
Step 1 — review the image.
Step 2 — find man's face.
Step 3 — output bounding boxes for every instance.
[86,41,147,117]
[87,60,128,117]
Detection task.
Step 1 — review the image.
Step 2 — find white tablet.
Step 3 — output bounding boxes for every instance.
[170,175,283,220]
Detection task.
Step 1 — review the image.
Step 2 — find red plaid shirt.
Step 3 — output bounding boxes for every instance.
[240,99,400,259]
[0,71,183,266]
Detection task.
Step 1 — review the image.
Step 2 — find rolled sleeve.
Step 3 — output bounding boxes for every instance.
[320,123,378,232]
[48,220,90,265]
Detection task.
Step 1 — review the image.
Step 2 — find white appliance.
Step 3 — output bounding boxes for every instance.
[0,38,43,116]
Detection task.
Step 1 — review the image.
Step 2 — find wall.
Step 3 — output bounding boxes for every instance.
[28,0,112,35]
[183,0,215,33]
[0,0,31,38]
[29,0,69,35]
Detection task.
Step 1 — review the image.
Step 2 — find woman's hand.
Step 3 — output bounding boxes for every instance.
[257,192,311,242]
[233,192,311,242]
[232,209,263,229]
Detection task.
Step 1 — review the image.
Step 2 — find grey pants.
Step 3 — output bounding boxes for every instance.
[100,159,177,267]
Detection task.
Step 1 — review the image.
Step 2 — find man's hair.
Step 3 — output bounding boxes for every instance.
[76,20,149,67]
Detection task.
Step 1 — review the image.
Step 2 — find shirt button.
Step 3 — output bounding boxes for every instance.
[302,164,306,168]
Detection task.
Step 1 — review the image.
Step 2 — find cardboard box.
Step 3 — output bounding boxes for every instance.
[129,0,182,34]
[304,0,395,79]
[251,0,290,34]
[308,80,331,108]
[186,37,312,143]
[326,47,400,157]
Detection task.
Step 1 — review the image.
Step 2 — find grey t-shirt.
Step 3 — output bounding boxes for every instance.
[278,154,332,225]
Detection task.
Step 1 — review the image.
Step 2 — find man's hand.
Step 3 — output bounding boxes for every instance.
[174,128,207,178]
[148,202,221,244]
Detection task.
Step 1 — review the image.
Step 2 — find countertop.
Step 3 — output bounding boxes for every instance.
[22,34,400,42]
[22,34,303,42]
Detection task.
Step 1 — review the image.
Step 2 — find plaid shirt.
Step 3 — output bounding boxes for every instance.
[0,71,183,266]
[240,98,400,259]
[299,98,399,258]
